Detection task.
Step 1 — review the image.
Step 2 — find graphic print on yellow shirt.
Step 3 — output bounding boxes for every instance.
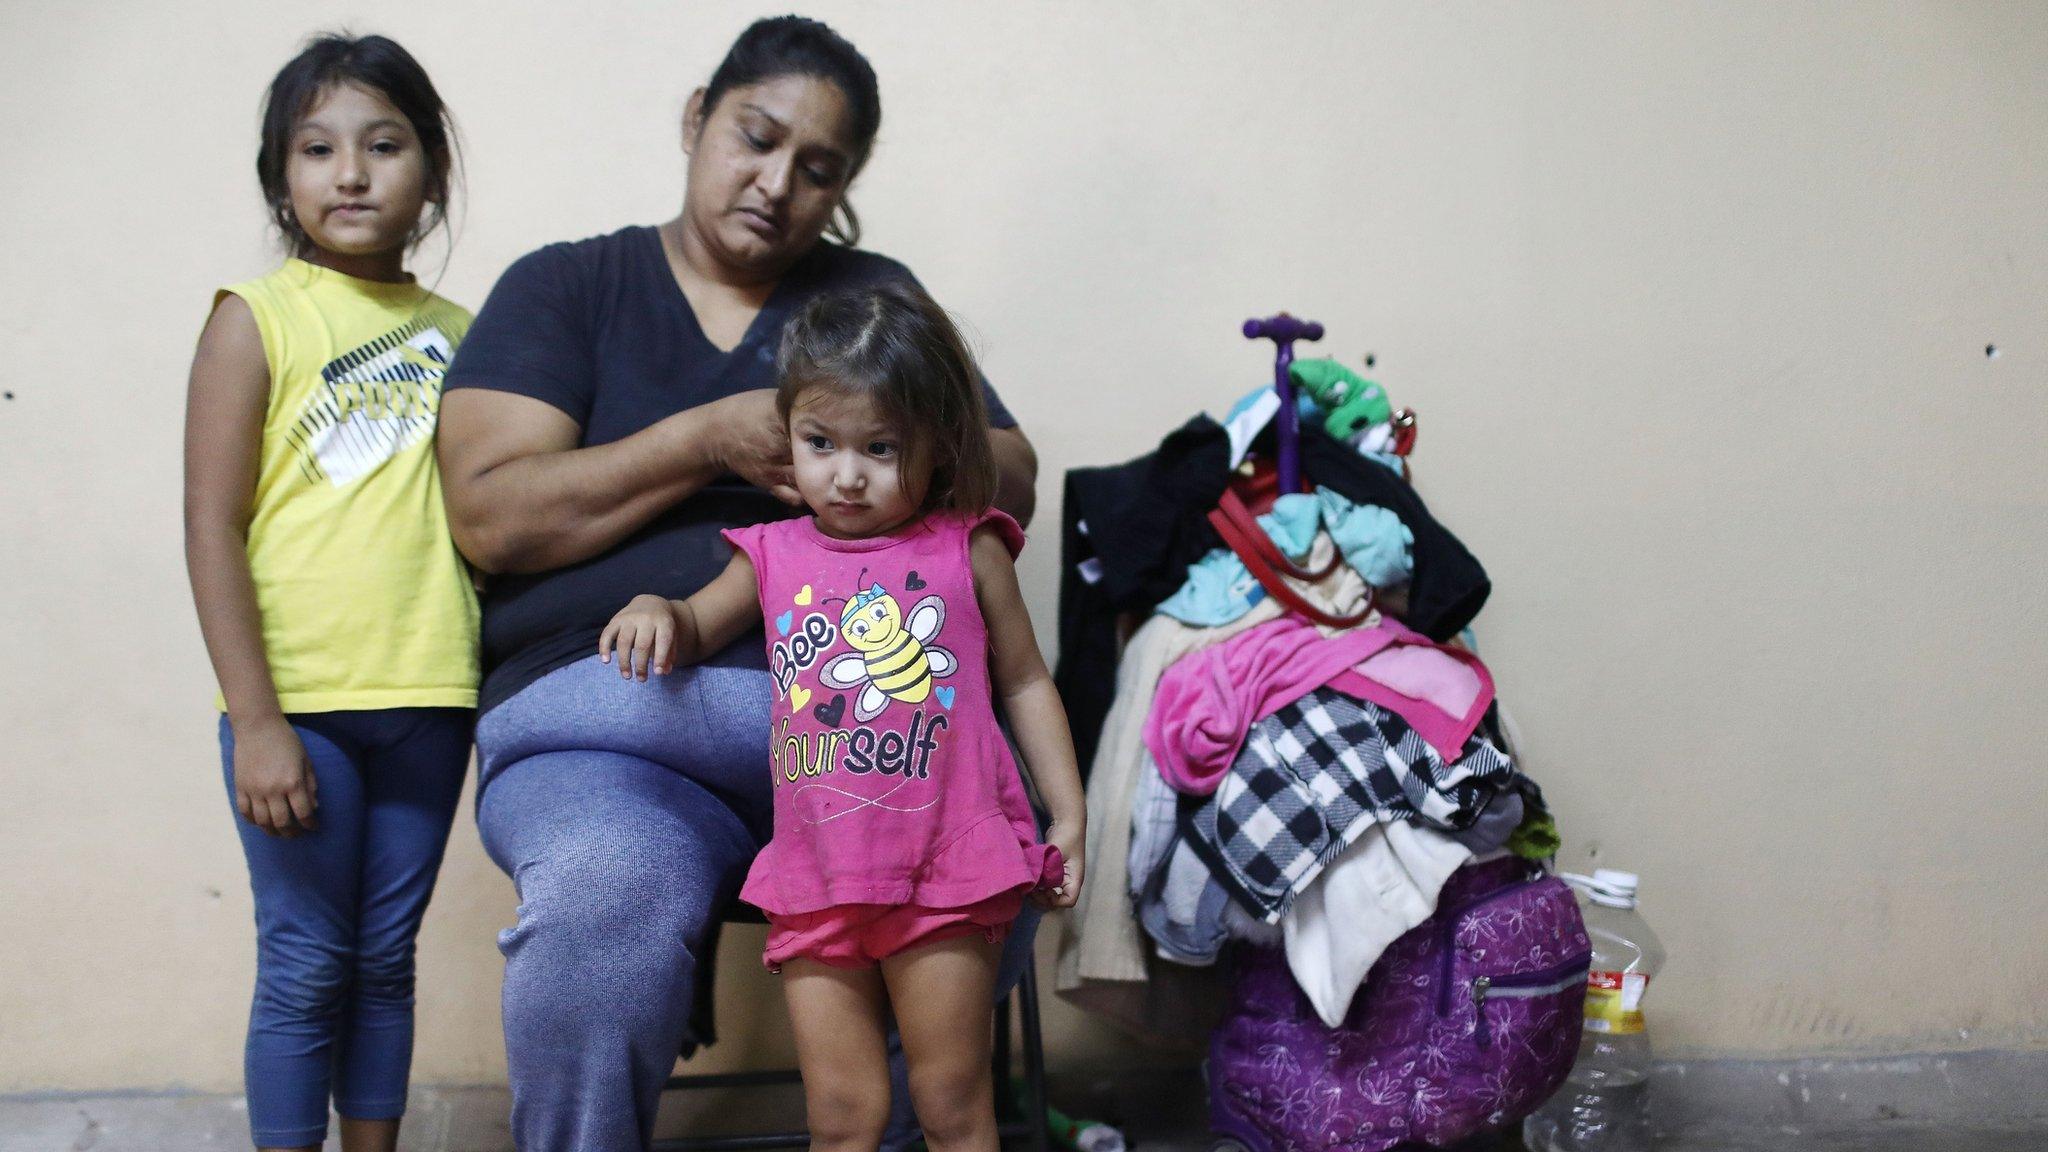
[287,313,455,486]
[217,259,480,713]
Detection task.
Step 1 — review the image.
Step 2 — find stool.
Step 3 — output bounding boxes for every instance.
[655,903,1052,1152]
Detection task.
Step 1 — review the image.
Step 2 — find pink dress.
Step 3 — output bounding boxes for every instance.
[721,510,1056,931]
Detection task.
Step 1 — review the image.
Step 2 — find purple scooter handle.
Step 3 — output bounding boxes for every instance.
[1242,315,1326,344]
[1243,312,1324,493]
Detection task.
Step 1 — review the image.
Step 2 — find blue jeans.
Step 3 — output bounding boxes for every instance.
[475,655,1042,1151]
[220,707,472,1148]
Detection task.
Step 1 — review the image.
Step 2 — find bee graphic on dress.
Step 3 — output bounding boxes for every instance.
[820,577,956,723]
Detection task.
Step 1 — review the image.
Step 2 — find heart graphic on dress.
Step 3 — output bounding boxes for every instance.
[814,693,846,726]
[935,686,956,710]
[904,571,927,591]
[791,684,813,712]
[775,610,794,636]
[795,584,813,605]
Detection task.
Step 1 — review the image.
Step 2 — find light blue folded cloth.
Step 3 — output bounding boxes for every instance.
[1256,492,1323,561]
[1156,547,1267,627]
[1317,488,1413,587]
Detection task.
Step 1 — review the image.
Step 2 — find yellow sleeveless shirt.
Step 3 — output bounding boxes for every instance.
[216,259,479,712]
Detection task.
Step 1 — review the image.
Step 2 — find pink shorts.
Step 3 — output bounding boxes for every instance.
[762,889,1026,972]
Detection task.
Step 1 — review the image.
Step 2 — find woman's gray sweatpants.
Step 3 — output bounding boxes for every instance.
[475,654,1042,1151]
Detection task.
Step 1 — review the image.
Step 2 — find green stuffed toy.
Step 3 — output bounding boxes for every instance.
[1290,358,1391,439]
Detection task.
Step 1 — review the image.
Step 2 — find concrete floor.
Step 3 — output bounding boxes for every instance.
[1027,1071,2048,1152]
[1640,1130,2047,1151]
[4,1075,2044,1152]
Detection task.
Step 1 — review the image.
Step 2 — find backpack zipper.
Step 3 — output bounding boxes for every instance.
[1434,870,1547,1015]
[1470,955,1592,1047]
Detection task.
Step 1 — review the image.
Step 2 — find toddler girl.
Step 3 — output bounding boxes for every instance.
[599,281,1085,1152]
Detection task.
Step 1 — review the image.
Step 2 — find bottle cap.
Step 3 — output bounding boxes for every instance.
[1586,869,1639,908]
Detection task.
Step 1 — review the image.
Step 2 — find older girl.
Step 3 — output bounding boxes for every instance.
[183,33,474,1152]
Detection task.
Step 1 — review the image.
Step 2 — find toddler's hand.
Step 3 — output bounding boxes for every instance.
[599,594,678,680]
[1033,820,1086,910]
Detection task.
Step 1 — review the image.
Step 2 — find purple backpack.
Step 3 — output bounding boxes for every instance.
[1207,858,1590,1151]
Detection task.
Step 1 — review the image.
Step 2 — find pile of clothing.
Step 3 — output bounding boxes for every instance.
[1052,384,1557,1038]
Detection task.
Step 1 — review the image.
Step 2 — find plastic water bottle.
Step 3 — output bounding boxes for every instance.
[1522,869,1667,1152]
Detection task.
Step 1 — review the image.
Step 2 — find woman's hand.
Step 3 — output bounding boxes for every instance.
[232,717,318,838]
[700,389,801,505]
[600,594,682,680]
[1033,820,1086,910]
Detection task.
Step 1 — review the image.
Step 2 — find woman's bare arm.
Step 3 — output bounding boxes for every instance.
[990,426,1039,528]
[441,389,1034,574]
[436,387,797,575]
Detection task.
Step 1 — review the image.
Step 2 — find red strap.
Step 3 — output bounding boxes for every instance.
[1207,505,1371,629]
[1215,487,1341,582]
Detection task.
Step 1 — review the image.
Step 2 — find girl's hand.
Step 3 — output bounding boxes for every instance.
[233,717,317,838]
[1033,820,1086,910]
[599,594,679,680]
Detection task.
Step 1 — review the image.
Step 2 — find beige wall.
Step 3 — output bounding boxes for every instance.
[2,1,2043,1093]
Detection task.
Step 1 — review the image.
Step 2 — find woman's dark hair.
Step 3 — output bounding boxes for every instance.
[256,33,459,256]
[701,15,880,246]
[776,282,997,516]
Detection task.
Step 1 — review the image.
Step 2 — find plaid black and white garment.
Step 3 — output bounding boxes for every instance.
[1180,686,1518,923]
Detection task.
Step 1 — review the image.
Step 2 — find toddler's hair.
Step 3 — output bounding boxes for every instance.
[255,32,460,256]
[776,282,998,515]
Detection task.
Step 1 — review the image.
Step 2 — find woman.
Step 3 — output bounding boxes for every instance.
[436,17,1039,1151]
